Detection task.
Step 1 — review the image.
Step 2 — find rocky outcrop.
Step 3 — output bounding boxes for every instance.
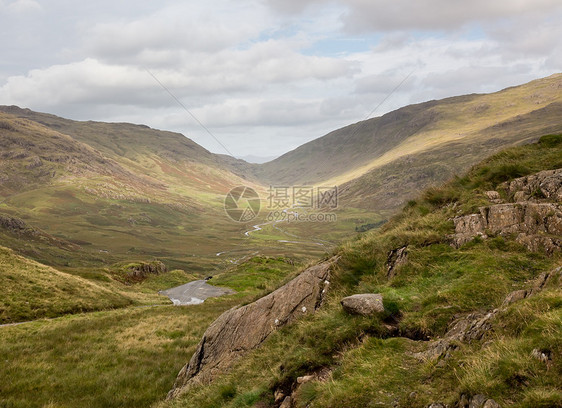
[0,213,80,251]
[387,246,408,279]
[341,293,385,316]
[501,168,562,202]
[124,261,167,279]
[457,394,500,408]
[450,168,562,253]
[415,267,561,362]
[0,213,37,235]
[484,190,503,204]
[167,258,337,399]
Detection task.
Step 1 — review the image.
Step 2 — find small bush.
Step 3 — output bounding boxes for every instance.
[423,187,461,207]
[538,133,562,147]
[219,384,237,400]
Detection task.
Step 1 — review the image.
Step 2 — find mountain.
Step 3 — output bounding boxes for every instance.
[0,106,262,272]
[237,154,278,164]
[255,73,562,210]
[1,74,561,273]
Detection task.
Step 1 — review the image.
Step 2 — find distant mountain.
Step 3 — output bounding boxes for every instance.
[0,106,260,271]
[237,154,278,164]
[253,73,562,210]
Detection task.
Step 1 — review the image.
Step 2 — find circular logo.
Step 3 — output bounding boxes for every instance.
[224,186,261,222]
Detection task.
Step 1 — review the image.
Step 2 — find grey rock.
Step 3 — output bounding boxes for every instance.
[502,168,562,202]
[502,289,527,306]
[0,213,32,234]
[387,246,408,279]
[450,168,562,252]
[531,348,552,364]
[469,394,488,408]
[167,258,336,399]
[451,202,562,253]
[274,389,285,403]
[458,394,470,408]
[280,396,292,408]
[341,293,385,316]
[416,266,561,362]
[125,261,167,279]
[485,191,503,203]
[529,266,562,295]
[297,375,315,384]
[482,400,500,408]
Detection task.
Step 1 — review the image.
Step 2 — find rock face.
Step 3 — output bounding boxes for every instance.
[501,168,562,202]
[450,168,562,253]
[167,258,336,399]
[484,190,503,204]
[341,294,385,316]
[386,246,408,279]
[0,213,80,251]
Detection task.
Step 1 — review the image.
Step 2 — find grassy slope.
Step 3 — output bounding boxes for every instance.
[0,244,134,324]
[255,74,562,210]
[338,99,562,211]
[0,257,300,408]
[0,242,212,324]
[161,134,562,408]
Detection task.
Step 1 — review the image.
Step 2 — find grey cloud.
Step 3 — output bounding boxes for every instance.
[261,0,326,14]
[265,0,562,32]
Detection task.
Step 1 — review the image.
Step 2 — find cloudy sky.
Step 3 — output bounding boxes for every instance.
[1,0,561,159]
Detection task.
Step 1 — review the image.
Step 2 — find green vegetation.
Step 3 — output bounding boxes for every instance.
[0,245,133,324]
[208,256,301,300]
[0,255,300,407]
[161,134,562,408]
[0,305,229,408]
[1,79,561,408]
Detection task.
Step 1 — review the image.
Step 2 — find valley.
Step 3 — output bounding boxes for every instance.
[0,74,561,408]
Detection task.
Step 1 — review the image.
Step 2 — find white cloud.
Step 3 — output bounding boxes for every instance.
[86,3,268,63]
[0,0,560,157]
[2,0,42,13]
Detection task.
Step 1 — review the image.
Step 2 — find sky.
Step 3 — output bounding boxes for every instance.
[0,0,561,160]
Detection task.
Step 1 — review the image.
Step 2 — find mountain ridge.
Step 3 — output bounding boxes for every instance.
[254,73,562,190]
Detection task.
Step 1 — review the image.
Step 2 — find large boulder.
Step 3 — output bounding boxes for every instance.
[341,294,385,316]
[167,258,337,399]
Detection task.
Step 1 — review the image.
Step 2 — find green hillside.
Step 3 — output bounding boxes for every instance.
[0,108,265,273]
[162,134,562,408]
[255,74,562,211]
[0,244,134,324]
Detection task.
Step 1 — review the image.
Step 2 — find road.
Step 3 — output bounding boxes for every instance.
[159,280,235,305]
